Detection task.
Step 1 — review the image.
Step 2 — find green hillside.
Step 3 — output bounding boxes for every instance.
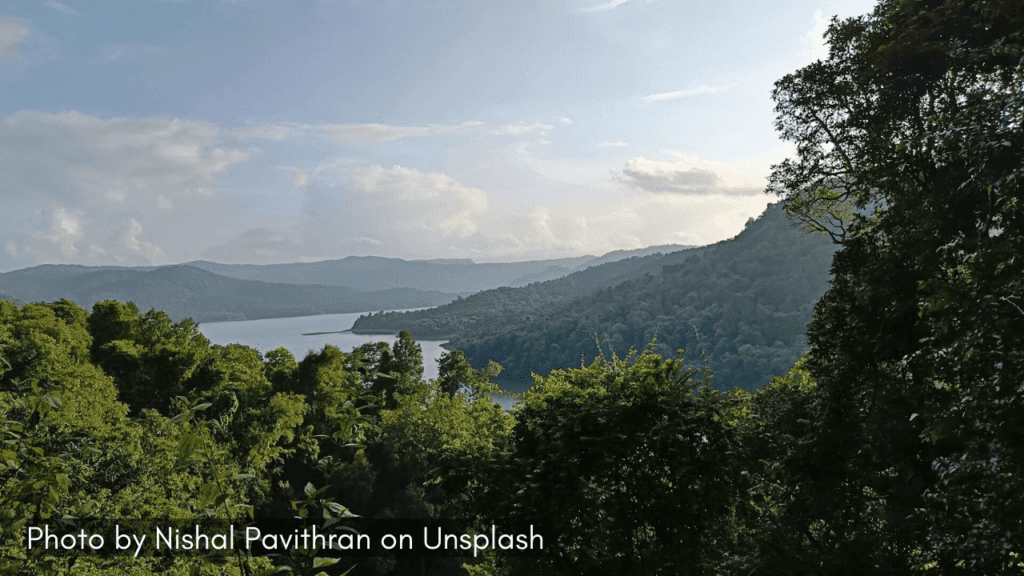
[445,204,836,392]
[350,245,704,339]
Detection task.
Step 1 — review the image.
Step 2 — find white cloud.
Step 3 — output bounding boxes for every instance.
[0,17,31,60]
[232,124,293,141]
[580,0,639,13]
[617,150,781,195]
[45,2,79,15]
[346,164,489,238]
[322,121,484,144]
[203,164,492,263]
[491,122,553,136]
[0,111,250,266]
[641,83,738,104]
[804,9,831,62]
[43,204,83,258]
[559,117,573,125]
[461,192,770,261]
[0,107,791,269]
[597,140,629,148]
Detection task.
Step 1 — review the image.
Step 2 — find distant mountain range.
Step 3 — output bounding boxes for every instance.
[0,265,456,323]
[182,244,692,293]
[0,244,693,323]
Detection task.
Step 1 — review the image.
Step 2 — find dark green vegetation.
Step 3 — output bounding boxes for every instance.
[356,204,836,392]
[3,0,1022,574]
[755,0,1024,571]
[185,244,690,293]
[0,265,457,323]
[1,299,513,575]
[352,244,710,339]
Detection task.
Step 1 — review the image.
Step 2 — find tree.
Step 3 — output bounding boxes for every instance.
[486,347,736,575]
[768,0,1024,571]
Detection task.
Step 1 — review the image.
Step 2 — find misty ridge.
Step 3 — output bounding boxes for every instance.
[0,243,692,324]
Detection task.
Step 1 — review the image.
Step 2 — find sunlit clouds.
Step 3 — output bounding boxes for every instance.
[641,84,739,104]
[0,0,877,270]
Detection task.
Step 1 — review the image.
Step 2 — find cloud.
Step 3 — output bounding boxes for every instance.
[231,124,293,141]
[641,84,738,104]
[0,111,250,266]
[491,122,553,136]
[804,9,831,62]
[0,17,31,60]
[597,140,629,148]
[454,191,770,262]
[579,0,639,13]
[559,117,573,125]
[202,164,492,263]
[0,107,790,270]
[45,2,79,15]
[321,121,484,144]
[617,151,771,196]
[345,164,489,238]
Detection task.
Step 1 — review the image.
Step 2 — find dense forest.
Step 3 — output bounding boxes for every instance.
[355,204,835,392]
[3,0,1023,574]
[351,245,707,338]
[449,204,834,392]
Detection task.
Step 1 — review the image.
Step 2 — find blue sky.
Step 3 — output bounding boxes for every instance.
[0,0,875,270]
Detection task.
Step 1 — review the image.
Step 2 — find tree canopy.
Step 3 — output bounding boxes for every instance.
[767,0,1024,571]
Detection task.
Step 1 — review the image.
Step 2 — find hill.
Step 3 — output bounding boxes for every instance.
[355,204,836,392]
[452,204,836,391]
[350,245,706,338]
[0,265,456,323]
[183,245,691,293]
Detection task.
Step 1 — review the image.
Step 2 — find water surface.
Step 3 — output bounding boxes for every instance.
[198,311,517,408]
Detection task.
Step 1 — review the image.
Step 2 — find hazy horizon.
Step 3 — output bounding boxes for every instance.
[2,0,874,273]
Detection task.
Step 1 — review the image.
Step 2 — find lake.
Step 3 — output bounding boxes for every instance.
[197,311,518,409]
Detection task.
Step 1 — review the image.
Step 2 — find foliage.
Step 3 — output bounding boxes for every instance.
[484,346,737,575]
[766,0,1024,572]
[444,204,835,392]
[350,247,711,340]
[0,298,514,575]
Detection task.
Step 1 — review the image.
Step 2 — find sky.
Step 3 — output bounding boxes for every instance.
[0,0,877,271]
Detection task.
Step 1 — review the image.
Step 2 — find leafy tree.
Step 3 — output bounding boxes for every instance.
[768,0,1024,571]
[486,346,735,575]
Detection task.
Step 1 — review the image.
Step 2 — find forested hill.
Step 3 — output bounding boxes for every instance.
[350,244,708,338]
[0,264,456,323]
[446,204,836,392]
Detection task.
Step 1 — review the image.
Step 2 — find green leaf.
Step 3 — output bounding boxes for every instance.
[199,553,230,565]
[313,557,340,568]
[176,433,201,463]
[197,483,221,509]
[42,394,62,409]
